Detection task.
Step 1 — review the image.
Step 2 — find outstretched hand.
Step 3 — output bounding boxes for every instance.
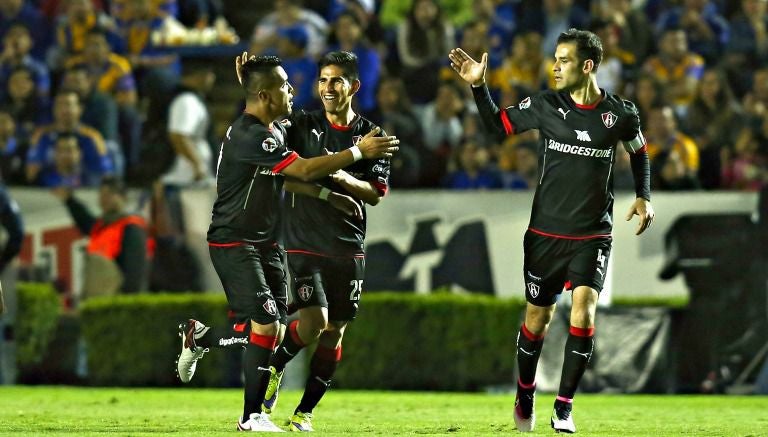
[448,48,488,87]
[625,198,655,235]
[235,51,255,86]
[356,126,399,159]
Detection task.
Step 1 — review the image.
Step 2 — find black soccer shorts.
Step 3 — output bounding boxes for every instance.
[209,242,288,325]
[287,252,365,322]
[522,230,612,306]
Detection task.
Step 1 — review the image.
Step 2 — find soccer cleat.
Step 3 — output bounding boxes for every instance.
[176,319,209,383]
[289,411,314,432]
[513,384,536,432]
[263,366,285,414]
[551,400,576,433]
[237,412,285,432]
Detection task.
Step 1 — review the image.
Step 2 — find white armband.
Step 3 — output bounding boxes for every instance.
[349,145,363,162]
[318,187,331,201]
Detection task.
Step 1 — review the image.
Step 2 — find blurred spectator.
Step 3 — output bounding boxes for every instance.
[65,29,137,107]
[52,0,117,62]
[369,76,424,188]
[110,0,178,22]
[39,0,106,20]
[444,141,502,189]
[643,27,704,113]
[742,68,768,119]
[520,0,590,56]
[590,18,636,94]
[724,0,768,97]
[26,90,113,184]
[682,68,743,189]
[723,116,768,190]
[273,25,317,111]
[652,149,702,190]
[629,73,667,127]
[655,0,729,64]
[395,0,455,103]
[4,66,50,142]
[0,22,49,101]
[162,65,214,188]
[0,108,24,184]
[117,0,180,76]
[36,132,100,187]
[0,180,22,312]
[250,0,329,59]
[646,105,701,181]
[470,0,516,66]
[52,176,149,295]
[60,64,118,144]
[499,140,539,190]
[329,10,380,112]
[418,80,466,186]
[0,0,51,60]
[491,31,543,95]
[592,0,654,64]
[177,0,223,28]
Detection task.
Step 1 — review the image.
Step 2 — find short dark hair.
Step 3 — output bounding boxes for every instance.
[55,132,79,144]
[241,55,283,92]
[557,28,603,71]
[318,51,359,82]
[101,175,127,196]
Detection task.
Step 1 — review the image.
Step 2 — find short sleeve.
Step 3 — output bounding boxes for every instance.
[237,125,298,173]
[502,93,543,135]
[168,94,203,136]
[619,100,646,153]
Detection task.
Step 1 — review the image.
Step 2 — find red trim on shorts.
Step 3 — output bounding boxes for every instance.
[249,332,278,350]
[569,326,595,337]
[371,180,389,196]
[272,151,299,173]
[286,249,365,258]
[233,323,247,333]
[208,241,245,247]
[521,323,545,341]
[315,345,342,362]
[528,228,611,240]
[564,280,573,290]
[500,111,514,135]
[288,320,305,347]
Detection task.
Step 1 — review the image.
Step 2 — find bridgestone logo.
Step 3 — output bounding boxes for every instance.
[547,139,611,158]
[219,337,248,346]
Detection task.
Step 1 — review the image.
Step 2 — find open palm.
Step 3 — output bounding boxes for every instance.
[448,48,488,86]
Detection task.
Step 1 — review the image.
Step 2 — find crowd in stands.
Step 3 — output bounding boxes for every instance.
[1,0,768,195]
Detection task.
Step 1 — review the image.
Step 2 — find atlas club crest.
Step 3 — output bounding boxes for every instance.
[601,111,617,128]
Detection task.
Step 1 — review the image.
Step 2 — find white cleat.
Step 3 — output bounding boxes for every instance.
[176,319,209,383]
[551,404,576,434]
[237,412,285,432]
[513,385,536,432]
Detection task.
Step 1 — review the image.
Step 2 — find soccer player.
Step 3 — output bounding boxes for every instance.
[254,51,390,432]
[175,55,398,432]
[449,28,655,434]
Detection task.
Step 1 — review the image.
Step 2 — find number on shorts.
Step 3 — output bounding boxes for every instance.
[349,279,363,301]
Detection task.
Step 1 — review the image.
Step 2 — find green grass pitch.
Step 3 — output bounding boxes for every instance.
[0,386,765,436]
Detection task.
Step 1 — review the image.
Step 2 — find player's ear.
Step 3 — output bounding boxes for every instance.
[583,59,594,74]
[349,79,361,96]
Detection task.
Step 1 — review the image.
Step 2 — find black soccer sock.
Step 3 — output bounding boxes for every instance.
[270,320,307,372]
[242,332,277,420]
[557,325,595,400]
[517,323,545,387]
[196,321,249,349]
[296,345,341,414]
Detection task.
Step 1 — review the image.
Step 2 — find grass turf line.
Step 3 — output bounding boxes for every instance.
[0,387,765,436]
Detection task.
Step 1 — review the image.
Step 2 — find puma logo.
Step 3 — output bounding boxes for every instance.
[558,108,570,120]
[518,347,535,356]
[571,350,591,359]
[312,128,324,141]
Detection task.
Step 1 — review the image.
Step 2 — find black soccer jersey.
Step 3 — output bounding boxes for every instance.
[495,89,645,236]
[207,113,298,244]
[282,110,390,257]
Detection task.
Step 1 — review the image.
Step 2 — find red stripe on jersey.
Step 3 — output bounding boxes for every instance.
[249,332,278,350]
[329,122,352,131]
[371,180,388,196]
[500,110,514,135]
[208,241,245,247]
[271,151,299,173]
[569,325,595,337]
[286,249,365,258]
[573,95,603,110]
[528,227,611,240]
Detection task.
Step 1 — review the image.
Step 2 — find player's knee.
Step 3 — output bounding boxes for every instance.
[249,319,280,336]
